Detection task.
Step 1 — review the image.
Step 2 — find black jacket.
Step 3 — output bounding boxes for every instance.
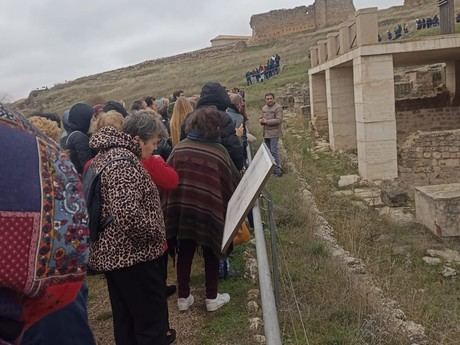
[65,131,94,174]
[63,103,95,174]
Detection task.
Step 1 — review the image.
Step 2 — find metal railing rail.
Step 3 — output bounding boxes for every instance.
[246,143,282,345]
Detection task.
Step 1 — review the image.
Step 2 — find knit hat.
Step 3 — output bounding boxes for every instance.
[67,103,93,134]
[196,82,230,111]
[103,101,129,118]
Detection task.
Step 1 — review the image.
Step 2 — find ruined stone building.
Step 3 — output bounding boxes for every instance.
[404,0,433,6]
[250,0,356,41]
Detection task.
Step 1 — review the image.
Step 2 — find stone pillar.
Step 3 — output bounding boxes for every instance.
[439,0,455,34]
[353,55,398,180]
[355,8,379,46]
[327,33,339,59]
[310,46,319,67]
[309,72,329,138]
[446,60,460,105]
[318,40,328,63]
[339,23,351,54]
[325,67,357,151]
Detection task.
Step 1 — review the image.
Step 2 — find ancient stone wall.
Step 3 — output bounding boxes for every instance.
[250,0,355,41]
[404,0,433,6]
[399,129,460,187]
[396,106,460,144]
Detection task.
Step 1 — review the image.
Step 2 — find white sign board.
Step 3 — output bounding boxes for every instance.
[221,143,275,253]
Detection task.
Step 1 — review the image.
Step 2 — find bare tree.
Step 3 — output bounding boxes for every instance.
[0,92,12,103]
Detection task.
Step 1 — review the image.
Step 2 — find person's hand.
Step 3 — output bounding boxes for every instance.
[235,124,244,137]
[259,118,266,125]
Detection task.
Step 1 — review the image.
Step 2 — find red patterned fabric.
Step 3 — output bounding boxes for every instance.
[0,212,40,294]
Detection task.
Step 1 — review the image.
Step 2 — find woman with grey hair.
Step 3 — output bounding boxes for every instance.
[87,113,168,345]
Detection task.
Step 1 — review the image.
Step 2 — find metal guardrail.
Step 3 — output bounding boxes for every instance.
[247,144,282,345]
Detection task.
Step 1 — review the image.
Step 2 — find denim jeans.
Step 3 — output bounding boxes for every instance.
[264,137,282,174]
[21,284,95,345]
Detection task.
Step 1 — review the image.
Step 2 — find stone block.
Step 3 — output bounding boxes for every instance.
[338,175,360,188]
[356,121,397,141]
[415,183,460,237]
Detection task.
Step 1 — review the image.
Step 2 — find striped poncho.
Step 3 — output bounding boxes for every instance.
[163,138,240,257]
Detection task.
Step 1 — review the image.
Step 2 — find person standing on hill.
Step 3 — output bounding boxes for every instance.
[260,92,283,177]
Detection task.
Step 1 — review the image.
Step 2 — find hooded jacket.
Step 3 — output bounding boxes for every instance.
[87,126,166,271]
[63,103,95,174]
[191,82,244,170]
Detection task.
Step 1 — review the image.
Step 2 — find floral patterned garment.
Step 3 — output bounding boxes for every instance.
[0,103,89,331]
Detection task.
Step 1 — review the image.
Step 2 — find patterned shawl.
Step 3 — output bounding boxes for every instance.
[0,104,89,339]
[162,138,240,258]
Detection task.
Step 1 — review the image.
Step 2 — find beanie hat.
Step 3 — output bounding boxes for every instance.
[67,103,93,134]
[103,101,129,118]
[196,82,230,111]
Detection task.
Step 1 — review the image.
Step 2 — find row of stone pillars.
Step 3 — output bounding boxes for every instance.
[310,54,398,180]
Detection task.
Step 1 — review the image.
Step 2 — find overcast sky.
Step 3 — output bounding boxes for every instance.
[0,0,403,101]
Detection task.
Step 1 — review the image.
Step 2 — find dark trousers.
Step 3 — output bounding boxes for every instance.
[21,284,95,345]
[105,258,167,345]
[177,240,219,299]
[264,137,281,174]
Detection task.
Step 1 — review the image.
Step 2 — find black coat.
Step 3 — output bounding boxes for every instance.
[64,131,94,174]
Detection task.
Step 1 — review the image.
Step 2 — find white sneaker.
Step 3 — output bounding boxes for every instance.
[205,293,230,312]
[177,294,194,311]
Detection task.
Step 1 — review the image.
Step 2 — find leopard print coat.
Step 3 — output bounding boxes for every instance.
[88,126,166,271]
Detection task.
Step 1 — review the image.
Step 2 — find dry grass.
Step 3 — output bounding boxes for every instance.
[277,109,460,345]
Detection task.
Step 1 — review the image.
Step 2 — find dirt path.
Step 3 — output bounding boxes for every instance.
[87,274,207,345]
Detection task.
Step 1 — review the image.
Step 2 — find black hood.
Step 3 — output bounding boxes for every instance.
[196,82,230,111]
[67,103,93,134]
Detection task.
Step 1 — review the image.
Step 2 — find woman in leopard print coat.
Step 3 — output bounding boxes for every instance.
[88,114,168,345]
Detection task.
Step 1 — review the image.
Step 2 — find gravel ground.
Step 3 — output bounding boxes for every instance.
[87,272,207,345]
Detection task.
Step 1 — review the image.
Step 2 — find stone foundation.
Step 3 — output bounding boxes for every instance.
[415,184,460,237]
[396,106,460,144]
[399,129,460,187]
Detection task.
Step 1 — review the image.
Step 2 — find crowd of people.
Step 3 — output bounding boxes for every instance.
[383,23,409,41]
[0,81,284,345]
[415,15,440,30]
[245,54,281,86]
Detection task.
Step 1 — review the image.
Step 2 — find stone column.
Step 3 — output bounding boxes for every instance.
[353,55,398,180]
[339,23,351,54]
[309,72,329,138]
[355,8,379,46]
[327,33,339,59]
[318,40,328,63]
[325,67,357,151]
[446,60,460,105]
[310,46,319,67]
[439,0,455,34]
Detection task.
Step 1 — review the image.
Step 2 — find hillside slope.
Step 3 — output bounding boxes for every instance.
[12,3,443,115]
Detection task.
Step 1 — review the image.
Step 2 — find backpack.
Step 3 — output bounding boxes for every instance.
[83,157,135,242]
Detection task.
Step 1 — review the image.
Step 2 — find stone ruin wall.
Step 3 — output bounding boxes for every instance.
[396,105,460,144]
[250,0,355,41]
[404,0,460,7]
[399,129,460,187]
[404,0,433,6]
[250,6,317,41]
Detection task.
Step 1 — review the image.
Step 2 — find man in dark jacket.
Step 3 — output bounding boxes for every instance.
[62,103,95,174]
[194,82,244,170]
